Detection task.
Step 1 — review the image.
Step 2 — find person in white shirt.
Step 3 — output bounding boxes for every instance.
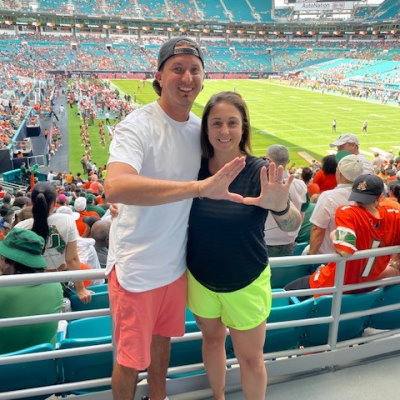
[15,183,92,303]
[104,37,246,400]
[329,133,374,175]
[372,152,385,171]
[264,145,308,257]
[47,170,56,182]
[309,154,364,255]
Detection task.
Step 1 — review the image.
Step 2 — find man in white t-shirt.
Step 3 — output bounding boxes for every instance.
[329,133,374,175]
[104,37,245,400]
[309,154,364,255]
[372,152,385,171]
[264,145,308,257]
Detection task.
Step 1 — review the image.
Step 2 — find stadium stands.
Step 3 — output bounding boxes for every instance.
[251,0,274,22]
[197,0,229,22]
[366,0,400,21]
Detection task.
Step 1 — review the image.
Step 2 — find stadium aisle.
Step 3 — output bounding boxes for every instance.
[197,351,400,400]
[46,94,69,173]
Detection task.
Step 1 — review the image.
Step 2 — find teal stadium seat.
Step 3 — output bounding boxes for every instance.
[59,316,113,393]
[300,288,383,347]
[70,287,109,311]
[270,262,315,289]
[293,242,309,256]
[369,284,400,330]
[168,309,204,377]
[87,283,108,293]
[264,298,314,353]
[0,343,58,400]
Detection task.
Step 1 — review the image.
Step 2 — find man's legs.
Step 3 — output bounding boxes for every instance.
[112,362,139,400]
[147,335,171,400]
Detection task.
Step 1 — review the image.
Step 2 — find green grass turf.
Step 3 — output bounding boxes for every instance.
[68,79,400,170]
[67,104,116,174]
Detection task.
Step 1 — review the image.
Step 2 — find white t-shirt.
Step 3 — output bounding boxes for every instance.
[264,172,308,246]
[106,101,201,292]
[309,184,353,254]
[16,213,79,270]
[77,237,104,285]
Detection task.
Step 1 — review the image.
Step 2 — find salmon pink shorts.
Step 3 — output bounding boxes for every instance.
[108,268,187,370]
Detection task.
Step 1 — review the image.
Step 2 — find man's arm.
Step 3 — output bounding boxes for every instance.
[309,224,326,255]
[104,157,246,206]
[65,240,92,304]
[330,229,354,258]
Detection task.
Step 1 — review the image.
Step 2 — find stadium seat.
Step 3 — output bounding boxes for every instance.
[270,263,315,289]
[58,315,113,393]
[87,283,108,293]
[58,336,113,393]
[0,343,58,400]
[293,242,309,256]
[264,298,314,353]
[70,290,110,311]
[66,315,112,338]
[369,284,400,330]
[272,288,300,308]
[168,309,204,376]
[300,288,383,347]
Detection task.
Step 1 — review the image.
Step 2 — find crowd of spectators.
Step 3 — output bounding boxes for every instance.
[68,79,133,122]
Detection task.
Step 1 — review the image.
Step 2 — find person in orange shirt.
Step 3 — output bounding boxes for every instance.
[65,171,74,185]
[285,175,400,299]
[301,167,320,198]
[73,197,100,237]
[380,183,400,210]
[312,155,337,193]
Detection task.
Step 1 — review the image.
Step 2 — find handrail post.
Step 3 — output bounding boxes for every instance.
[328,259,346,350]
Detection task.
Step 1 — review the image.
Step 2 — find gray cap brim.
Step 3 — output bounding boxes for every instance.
[348,191,378,204]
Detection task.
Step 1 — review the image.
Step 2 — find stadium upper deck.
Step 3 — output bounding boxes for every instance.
[0,0,398,23]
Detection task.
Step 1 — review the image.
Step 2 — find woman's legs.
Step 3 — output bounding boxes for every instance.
[195,315,227,400]
[229,322,267,400]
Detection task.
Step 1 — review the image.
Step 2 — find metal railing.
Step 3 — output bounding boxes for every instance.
[1,246,400,399]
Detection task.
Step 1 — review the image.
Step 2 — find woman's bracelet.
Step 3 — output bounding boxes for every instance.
[270,200,290,216]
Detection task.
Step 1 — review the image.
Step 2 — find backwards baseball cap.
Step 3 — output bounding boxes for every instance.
[157,37,204,71]
[349,174,384,204]
[330,134,359,148]
[0,228,46,268]
[337,154,363,182]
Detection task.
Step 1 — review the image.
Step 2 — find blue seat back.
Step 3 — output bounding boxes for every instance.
[271,263,314,289]
[0,343,58,400]
[58,336,113,388]
[87,283,108,293]
[369,284,400,329]
[169,309,203,372]
[265,299,314,352]
[60,315,113,392]
[66,315,112,338]
[293,242,309,256]
[301,288,383,347]
[70,291,110,311]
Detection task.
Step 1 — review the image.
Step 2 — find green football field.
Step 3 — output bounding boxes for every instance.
[68,79,400,173]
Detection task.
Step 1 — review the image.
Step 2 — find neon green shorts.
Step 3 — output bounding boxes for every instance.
[187,266,272,331]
